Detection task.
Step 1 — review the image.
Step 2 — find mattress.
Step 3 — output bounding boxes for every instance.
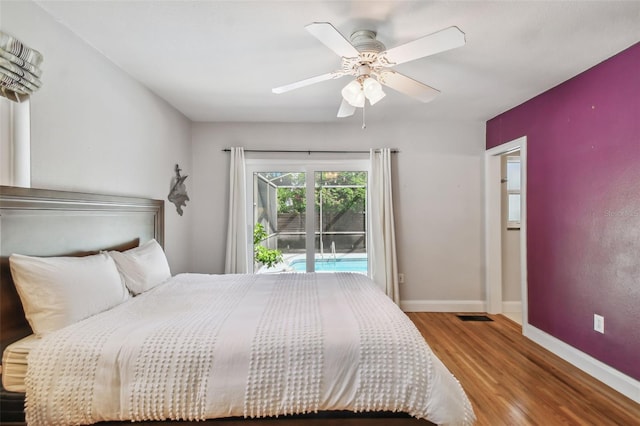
[2,334,39,393]
[25,272,475,425]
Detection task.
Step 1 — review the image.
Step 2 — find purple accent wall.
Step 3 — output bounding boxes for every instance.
[486,43,640,380]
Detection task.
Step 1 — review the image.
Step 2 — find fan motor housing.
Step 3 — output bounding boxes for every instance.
[350,30,386,53]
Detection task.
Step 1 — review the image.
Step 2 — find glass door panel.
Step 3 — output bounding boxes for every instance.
[253,172,306,273]
[314,171,367,273]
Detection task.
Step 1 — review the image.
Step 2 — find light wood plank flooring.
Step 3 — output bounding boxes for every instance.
[407,312,640,426]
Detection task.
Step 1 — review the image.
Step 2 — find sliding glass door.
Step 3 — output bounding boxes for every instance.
[247,159,368,274]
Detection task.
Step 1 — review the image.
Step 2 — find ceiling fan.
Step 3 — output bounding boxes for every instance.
[272,22,466,118]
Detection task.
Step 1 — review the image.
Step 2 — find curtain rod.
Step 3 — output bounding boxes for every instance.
[222,148,399,154]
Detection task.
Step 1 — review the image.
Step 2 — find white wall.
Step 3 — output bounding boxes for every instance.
[502,229,521,301]
[1,1,193,273]
[191,121,486,304]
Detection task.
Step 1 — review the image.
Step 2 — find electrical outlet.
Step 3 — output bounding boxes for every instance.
[594,314,604,334]
[398,273,405,284]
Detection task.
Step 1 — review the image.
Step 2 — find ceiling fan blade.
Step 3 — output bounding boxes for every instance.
[380,26,465,66]
[377,70,440,103]
[337,98,356,118]
[305,22,360,58]
[272,72,343,94]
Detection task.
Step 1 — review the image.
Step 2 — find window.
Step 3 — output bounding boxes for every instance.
[506,156,521,228]
[246,159,368,274]
[0,97,31,187]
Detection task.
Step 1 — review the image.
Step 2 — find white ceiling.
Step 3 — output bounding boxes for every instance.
[35,0,640,124]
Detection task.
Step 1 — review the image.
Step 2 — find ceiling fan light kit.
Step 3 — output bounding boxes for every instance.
[272,22,465,122]
[341,76,385,107]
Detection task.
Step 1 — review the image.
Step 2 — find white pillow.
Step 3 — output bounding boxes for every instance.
[9,252,130,336]
[108,239,171,295]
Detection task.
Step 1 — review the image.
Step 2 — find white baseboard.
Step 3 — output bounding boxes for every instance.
[524,324,640,404]
[400,300,521,314]
[502,301,522,313]
[400,300,486,312]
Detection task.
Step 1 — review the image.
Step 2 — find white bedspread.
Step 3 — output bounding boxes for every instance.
[25,272,475,425]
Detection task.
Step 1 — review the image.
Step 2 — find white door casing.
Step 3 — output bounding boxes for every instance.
[484,136,527,324]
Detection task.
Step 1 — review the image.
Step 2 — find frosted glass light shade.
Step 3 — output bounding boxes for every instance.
[341,80,365,107]
[362,77,385,105]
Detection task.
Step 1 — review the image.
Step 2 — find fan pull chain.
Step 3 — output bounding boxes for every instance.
[362,101,366,130]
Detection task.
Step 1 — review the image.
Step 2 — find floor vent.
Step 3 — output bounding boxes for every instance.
[456,315,493,322]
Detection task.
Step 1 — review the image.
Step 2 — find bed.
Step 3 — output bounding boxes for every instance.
[0,185,474,426]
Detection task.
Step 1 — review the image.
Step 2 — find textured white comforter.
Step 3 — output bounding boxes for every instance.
[26,272,475,425]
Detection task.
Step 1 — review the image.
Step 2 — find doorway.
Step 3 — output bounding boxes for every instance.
[501,152,522,323]
[484,136,528,325]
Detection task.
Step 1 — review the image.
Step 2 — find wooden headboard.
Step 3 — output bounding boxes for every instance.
[0,185,164,355]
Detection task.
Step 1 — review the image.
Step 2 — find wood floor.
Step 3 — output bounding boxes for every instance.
[407,312,640,426]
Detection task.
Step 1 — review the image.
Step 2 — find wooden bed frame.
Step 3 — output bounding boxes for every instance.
[0,186,431,426]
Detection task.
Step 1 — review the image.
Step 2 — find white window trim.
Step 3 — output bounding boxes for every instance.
[0,97,31,187]
[506,155,521,229]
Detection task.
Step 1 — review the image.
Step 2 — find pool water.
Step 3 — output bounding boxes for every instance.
[289,258,368,273]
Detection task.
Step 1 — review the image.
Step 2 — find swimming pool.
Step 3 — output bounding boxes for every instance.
[288,257,368,273]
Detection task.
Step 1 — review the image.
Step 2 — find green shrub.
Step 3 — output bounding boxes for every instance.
[253,223,283,268]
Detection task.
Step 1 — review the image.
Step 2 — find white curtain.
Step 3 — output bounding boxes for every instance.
[369,148,400,304]
[224,147,249,274]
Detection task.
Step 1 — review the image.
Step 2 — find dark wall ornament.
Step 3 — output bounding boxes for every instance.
[168,164,189,216]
